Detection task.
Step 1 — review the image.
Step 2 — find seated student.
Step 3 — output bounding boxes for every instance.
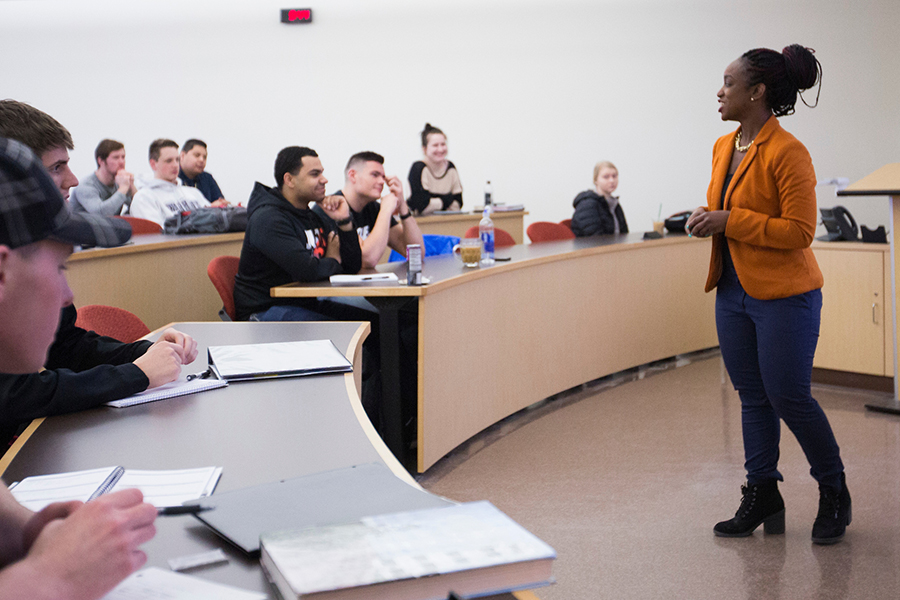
[233,146,364,322]
[0,137,158,600]
[131,139,227,227]
[178,139,227,203]
[234,147,388,427]
[0,101,199,450]
[571,160,629,236]
[315,151,424,269]
[69,139,137,216]
[407,123,463,216]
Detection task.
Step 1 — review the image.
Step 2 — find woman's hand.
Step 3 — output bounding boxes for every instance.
[686,208,730,237]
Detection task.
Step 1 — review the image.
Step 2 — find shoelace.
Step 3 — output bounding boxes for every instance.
[737,484,758,517]
[817,488,841,520]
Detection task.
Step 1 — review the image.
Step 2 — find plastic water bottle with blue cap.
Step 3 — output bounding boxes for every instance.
[479,205,494,265]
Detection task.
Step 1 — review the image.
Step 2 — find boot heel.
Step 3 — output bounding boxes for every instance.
[763,509,785,534]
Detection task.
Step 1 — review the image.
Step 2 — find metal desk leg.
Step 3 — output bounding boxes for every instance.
[366,296,417,471]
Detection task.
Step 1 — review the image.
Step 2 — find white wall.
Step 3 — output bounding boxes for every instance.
[2,0,898,233]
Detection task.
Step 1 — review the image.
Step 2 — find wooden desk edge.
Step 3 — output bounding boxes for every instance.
[69,232,244,261]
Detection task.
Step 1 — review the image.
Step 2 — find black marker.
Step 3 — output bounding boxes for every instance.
[157,504,214,516]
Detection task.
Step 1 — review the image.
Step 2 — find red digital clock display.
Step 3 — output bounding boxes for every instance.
[281,8,312,23]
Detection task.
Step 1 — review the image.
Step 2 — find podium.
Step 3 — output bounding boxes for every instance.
[839,164,900,413]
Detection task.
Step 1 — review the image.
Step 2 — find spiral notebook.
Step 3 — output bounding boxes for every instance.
[106,376,228,408]
[8,465,222,511]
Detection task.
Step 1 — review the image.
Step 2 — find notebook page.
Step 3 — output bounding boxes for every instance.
[114,467,222,508]
[8,467,120,511]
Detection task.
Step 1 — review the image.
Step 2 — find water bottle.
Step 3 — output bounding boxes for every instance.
[484,180,493,207]
[479,206,495,265]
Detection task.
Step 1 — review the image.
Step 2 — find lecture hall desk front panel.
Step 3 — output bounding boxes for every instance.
[66,232,244,331]
[273,235,719,472]
[416,210,527,244]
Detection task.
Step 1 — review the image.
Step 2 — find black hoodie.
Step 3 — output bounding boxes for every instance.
[233,182,362,320]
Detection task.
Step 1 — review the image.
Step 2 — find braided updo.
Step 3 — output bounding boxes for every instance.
[741,44,822,116]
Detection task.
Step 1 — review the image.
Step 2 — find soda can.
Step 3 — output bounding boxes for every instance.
[407,244,423,285]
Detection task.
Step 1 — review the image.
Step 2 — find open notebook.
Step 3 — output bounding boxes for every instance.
[8,466,222,510]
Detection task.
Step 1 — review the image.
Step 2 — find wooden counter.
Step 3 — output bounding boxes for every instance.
[416,210,527,243]
[67,232,244,330]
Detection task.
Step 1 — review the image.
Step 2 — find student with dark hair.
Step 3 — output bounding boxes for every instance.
[0,102,199,450]
[131,138,224,226]
[234,147,391,426]
[233,146,363,322]
[315,151,424,268]
[686,45,850,544]
[407,123,462,215]
[70,139,138,215]
[178,138,226,203]
[571,160,629,237]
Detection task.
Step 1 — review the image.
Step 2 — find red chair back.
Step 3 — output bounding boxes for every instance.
[463,226,517,247]
[527,221,576,243]
[559,218,573,231]
[117,215,162,235]
[207,256,241,321]
[74,304,151,343]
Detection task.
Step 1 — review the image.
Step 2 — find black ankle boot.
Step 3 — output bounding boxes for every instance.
[714,480,785,537]
[812,473,851,545]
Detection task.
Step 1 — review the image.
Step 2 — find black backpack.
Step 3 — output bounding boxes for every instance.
[164,206,248,234]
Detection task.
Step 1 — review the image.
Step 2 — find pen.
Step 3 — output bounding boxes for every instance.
[186,368,212,381]
[157,504,214,516]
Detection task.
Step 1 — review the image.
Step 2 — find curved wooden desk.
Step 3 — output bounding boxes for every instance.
[1,322,538,599]
[416,210,528,244]
[67,232,244,330]
[273,234,719,472]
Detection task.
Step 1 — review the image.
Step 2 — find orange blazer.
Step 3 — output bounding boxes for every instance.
[704,116,823,300]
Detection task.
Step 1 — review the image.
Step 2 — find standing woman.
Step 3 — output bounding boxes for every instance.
[687,45,851,544]
[407,123,463,215]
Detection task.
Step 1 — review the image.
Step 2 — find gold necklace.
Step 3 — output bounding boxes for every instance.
[734,130,754,153]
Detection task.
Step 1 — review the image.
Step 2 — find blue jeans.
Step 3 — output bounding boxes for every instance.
[716,274,844,491]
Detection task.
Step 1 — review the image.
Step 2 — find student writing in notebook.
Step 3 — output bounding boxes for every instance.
[0,138,158,599]
[0,101,199,451]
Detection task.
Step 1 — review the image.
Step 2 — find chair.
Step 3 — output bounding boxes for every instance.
[117,215,163,235]
[463,226,517,247]
[388,234,461,262]
[559,218,573,231]
[527,221,576,243]
[74,304,151,343]
[208,256,241,321]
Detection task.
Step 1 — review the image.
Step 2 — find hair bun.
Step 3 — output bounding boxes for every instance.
[782,44,819,92]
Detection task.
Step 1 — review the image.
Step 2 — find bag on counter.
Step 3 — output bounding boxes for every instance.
[164,206,248,234]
